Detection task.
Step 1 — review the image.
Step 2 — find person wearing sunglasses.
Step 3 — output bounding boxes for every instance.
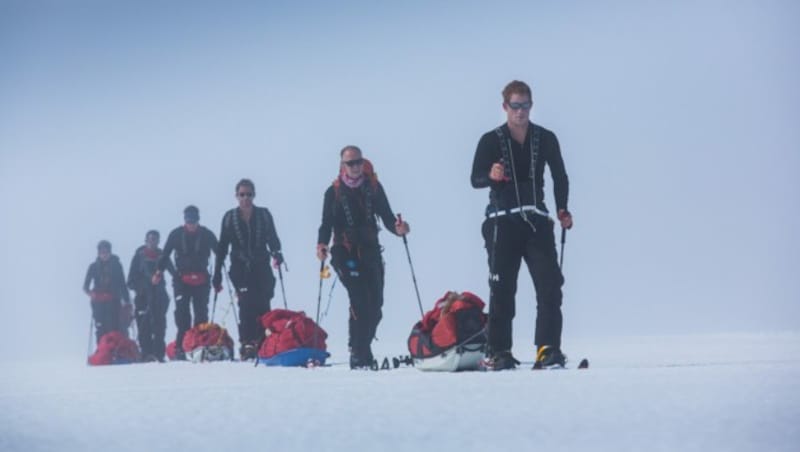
[213,178,284,360]
[316,145,410,369]
[84,240,131,344]
[471,80,573,370]
[153,205,218,361]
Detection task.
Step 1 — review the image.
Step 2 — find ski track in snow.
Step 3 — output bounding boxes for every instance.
[1,333,799,452]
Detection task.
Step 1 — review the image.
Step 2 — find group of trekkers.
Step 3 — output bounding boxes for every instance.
[83,80,574,370]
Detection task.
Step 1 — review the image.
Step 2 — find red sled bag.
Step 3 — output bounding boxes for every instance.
[88,331,140,365]
[258,309,327,358]
[407,291,487,359]
[165,341,177,361]
[182,323,234,362]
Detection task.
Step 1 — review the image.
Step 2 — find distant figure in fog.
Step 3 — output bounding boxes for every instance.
[128,230,173,362]
[84,240,131,343]
[154,205,218,361]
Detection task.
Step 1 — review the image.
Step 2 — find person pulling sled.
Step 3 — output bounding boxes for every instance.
[316,146,410,369]
[471,80,574,370]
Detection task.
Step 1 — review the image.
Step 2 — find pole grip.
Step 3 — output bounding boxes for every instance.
[396,213,408,243]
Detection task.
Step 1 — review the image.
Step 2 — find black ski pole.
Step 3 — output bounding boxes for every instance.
[222,263,239,326]
[315,260,325,326]
[87,315,95,363]
[277,262,288,309]
[486,196,501,357]
[210,292,218,324]
[311,259,329,355]
[559,228,566,270]
[397,214,424,318]
[321,275,337,322]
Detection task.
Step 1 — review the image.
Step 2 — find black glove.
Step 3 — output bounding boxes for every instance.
[271,251,284,267]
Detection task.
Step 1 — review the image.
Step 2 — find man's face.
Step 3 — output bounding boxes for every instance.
[236,185,255,208]
[341,149,364,179]
[503,93,533,128]
[185,222,199,232]
[98,248,111,261]
[145,234,159,249]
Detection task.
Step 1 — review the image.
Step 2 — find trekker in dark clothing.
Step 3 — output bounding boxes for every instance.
[471,80,574,370]
[84,240,131,343]
[213,179,284,360]
[128,230,173,362]
[154,206,218,361]
[316,146,410,369]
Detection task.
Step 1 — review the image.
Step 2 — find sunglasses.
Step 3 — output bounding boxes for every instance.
[508,101,532,111]
[237,192,254,198]
[342,158,364,167]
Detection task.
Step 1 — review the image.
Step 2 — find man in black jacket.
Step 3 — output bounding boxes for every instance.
[128,230,173,362]
[316,146,409,369]
[213,179,283,360]
[471,80,574,370]
[84,240,131,343]
[154,206,218,360]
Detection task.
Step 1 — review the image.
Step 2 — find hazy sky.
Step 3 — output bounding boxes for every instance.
[1,0,798,361]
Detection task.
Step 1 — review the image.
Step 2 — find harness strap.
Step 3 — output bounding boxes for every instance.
[493,124,543,227]
[228,208,270,263]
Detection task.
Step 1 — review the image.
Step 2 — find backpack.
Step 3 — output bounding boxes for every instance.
[88,331,140,365]
[181,323,235,362]
[258,309,327,358]
[407,291,487,359]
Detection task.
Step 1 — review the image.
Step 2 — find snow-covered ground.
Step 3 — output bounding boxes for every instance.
[2,332,797,452]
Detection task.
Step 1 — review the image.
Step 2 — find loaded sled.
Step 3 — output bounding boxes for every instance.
[88,331,140,365]
[256,309,330,367]
[181,322,235,362]
[407,291,488,372]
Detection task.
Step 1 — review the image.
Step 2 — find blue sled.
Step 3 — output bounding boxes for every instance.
[257,348,330,367]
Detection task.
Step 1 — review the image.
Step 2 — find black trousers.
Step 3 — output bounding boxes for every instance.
[332,245,384,360]
[174,283,210,351]
[229,262,275,346]
[91,300,121,343]
[134,286,170,359]
[482,213,564,353]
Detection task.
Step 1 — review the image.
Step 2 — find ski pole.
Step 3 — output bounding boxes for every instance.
[316,260,325,326]
[486,197,501,355]
[210,292,218,324]
[311,259,329,353]
[277,262,288,309]
[87,315,95,363]
[222,263,239,326]
[559,228,566,270]
[397,214,424,317]
[321,275,337,322]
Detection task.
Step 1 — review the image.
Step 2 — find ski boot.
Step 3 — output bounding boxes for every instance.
[174,347,187,361]
[480,350,520,371]
[239,343,257,361]
[349,346,376,370]
[532,345,566,370]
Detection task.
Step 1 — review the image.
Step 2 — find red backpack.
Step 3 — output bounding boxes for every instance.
[258,309,327,358]
[407,291,487,359]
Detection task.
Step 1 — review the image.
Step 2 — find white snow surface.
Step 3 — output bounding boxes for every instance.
[2,332,798,452]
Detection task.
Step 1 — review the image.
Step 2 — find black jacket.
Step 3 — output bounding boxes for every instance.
[216,206,281,273]
[158,226,218,276]
[471,122,569,214]
[128,246,174,292]
[317,178,399,249]
[83,255,130,303]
